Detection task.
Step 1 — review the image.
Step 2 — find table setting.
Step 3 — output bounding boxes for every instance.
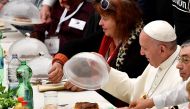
[0,0,115,107]
[0,21,115,109]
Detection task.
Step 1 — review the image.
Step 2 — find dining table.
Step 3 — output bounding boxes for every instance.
[1,21,115,109]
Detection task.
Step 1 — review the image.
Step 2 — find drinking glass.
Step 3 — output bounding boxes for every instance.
[43,91,58,109]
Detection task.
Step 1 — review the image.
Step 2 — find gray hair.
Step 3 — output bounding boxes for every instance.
[156,40,177,51]
[181,40,190,48]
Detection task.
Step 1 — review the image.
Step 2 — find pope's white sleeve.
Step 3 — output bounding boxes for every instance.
[153,81,189,108]
[42,0,56,6]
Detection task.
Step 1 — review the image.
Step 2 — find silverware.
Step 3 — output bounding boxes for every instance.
[0,28,18,33]
[2,30,18,33]
[0,28,11,31]
[31,78,67,85]
[58,104,68,107]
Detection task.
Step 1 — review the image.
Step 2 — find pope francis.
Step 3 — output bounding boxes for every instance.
[62,20,183,109]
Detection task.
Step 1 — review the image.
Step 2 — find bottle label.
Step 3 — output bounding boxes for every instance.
[25,89,33,109]
[0,57,4,69]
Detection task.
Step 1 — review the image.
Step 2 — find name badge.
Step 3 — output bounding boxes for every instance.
[68,18,86,30]
[45,37,60,55]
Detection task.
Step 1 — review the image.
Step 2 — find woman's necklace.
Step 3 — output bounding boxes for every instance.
[116,21,143,69]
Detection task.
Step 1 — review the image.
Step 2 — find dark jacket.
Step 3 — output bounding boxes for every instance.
[172,0,190,44]
[31,0,95,47]
[138,0,173,25]
[59,12,104,57]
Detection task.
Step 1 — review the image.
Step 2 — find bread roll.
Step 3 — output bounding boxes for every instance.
[13,16,31,22]
[74,102,99,109]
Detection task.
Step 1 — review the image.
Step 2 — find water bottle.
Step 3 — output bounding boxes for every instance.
[0,31,4,84]
[8,54,20,90]
[16,61,33,109]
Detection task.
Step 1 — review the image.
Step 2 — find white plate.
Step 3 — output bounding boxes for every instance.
[63,102,115,109]
[0,18,42,26]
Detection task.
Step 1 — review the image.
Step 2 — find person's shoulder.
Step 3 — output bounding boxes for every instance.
[81,1,95,13]
[83,0,94,8]
[84,0,93,3]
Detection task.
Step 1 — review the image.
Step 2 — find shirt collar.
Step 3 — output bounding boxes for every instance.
[159,45,181,70]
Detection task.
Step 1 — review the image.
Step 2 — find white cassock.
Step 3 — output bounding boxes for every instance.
[153,79,190,109]
[102,46,183,109]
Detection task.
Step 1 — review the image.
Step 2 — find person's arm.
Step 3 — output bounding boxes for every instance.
[129,80,189,109]
[48,31,103,83]
[0,0,8,10]
[40,0,56,23]
[59,30,103,58]
[48,12,104,83]
[153,81,188,108]
[58,12,103,58]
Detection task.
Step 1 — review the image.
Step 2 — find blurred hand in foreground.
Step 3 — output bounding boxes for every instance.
[40,5,52,23]
[0,3,4,10]
[0,0,8,10]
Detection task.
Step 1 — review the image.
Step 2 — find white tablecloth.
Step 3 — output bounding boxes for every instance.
[33,86,115,109]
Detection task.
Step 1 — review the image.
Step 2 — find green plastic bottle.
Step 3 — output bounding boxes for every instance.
[16,61,33,109]
[0,31,4,84]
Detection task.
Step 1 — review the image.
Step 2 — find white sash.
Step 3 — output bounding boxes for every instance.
[55,2,84,33]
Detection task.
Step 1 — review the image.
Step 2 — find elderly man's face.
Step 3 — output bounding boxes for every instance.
[176,46,190,81]
[139,31,162,67]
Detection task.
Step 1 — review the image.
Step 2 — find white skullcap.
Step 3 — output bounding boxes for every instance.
[143,20,176,42]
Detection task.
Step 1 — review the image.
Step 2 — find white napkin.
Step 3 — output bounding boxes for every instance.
[38,82,65,92]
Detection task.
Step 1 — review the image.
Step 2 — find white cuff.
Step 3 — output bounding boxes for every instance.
[42,0,56,7]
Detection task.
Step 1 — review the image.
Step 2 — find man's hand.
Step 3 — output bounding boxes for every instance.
[91,52,111,72]
[129,98,154,109]
[48,62,63,83]
[64,81,85,92]
[40,5,52,23]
